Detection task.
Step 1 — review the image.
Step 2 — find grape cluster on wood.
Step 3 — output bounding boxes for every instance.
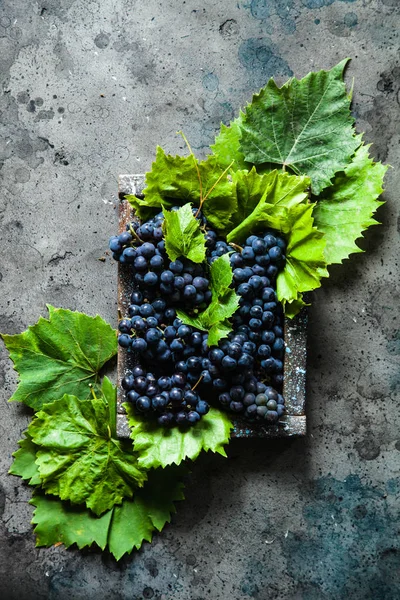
[110,208,286,427]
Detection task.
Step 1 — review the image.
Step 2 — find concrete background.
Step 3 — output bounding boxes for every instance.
[0,0,399,598]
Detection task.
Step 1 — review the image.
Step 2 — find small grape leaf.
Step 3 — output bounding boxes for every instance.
[125,403,233,469]
[28,393,147,515]
[1,305,117,411]
[177,254,240,346]
[9,433,41,486]
[30,465,186,559]
[230,167,273,229]
[131,146,237,231]
[226,170,310,244]
[283,295,309,319]
[162,203,206,263]
[276,203,329,306]
[210,114,248,171]
[313,143,387,265]
[239,60,361,194]
[207,252,235,297]
[208,320,232,347]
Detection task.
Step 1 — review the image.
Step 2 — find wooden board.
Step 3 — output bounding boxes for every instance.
[116,174,307,438]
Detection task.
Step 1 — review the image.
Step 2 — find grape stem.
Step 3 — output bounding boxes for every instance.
[229,242,243,252]
[128,223,144,243]
[191,373,203,391]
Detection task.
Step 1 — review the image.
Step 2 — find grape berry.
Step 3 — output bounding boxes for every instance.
[111,209,286,427]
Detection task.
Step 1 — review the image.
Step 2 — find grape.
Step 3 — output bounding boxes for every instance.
[183,285,196,300]
[144,272,158,286]
[136,396,151,412]
[241,246,255,261]
[109,236,122,253]
[230,401,244,412]
[158,413,174,426]
[269,246,282,261]
[171,372,186,387]
[118,319,132,334]
[170,387,183,404]
[187,411,200,424]
[134,255,148,271]
[118,231,133,245]
[177,324,191,338]
[221,356,237,371]
[122,247,136,262]
[196,400,209,415]
[118,334,132,348]
[245,404,258,418]
[169,260,184,274]
[127,390,140,403]
[132,365,145,377]
[131,338,147,352]
[152,395,167,410]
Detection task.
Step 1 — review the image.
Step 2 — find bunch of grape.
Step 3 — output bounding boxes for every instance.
[121,365,208,426]
[110,209,287,427]
[109,210,213,310]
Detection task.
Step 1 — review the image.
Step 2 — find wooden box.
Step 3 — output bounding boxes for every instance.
[116,175,307,439]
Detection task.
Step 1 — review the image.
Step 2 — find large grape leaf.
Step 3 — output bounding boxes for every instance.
[128,146,237,231]
[239,60,361,194]
[276,203,329,306]
[162,203,206,263]
[313,144,387,265]
[1,305,117,410]
[31,493,113,552]
[30,465,186,559]
[226,170,310,244]
[177,254,240,346]
[28,393,147,515]
[108,465,186,558]
[125,404,233,469]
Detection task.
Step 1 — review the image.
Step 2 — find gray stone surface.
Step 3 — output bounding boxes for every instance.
[0,0,399,598]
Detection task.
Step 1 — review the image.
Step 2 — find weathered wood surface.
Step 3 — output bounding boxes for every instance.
[116,174,307,438]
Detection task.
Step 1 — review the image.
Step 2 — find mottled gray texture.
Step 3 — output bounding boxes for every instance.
[0,0,399,599]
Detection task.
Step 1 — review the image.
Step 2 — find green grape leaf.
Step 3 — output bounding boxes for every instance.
[125,403,233,469]
[101,376,117,439]
[175,310,204,330]
[231,167,273,229]
[276,203,329,305]
[108,465,186,559]
[283,295,309,319]
[313,143,387,265]
[210,114,248,171]
[9,433,41,486]
[162,203,206,263]
[1,305,117,411]
[208,252,235,297]
[30,492,113,551]
[30,465,186,559]
[198,155,238,231]
[239,60,361,194]
[208,320,233,347]
[28,394,147,515]
[134,146,237,231]
[176,254,240,345]
[227,170,310,244]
